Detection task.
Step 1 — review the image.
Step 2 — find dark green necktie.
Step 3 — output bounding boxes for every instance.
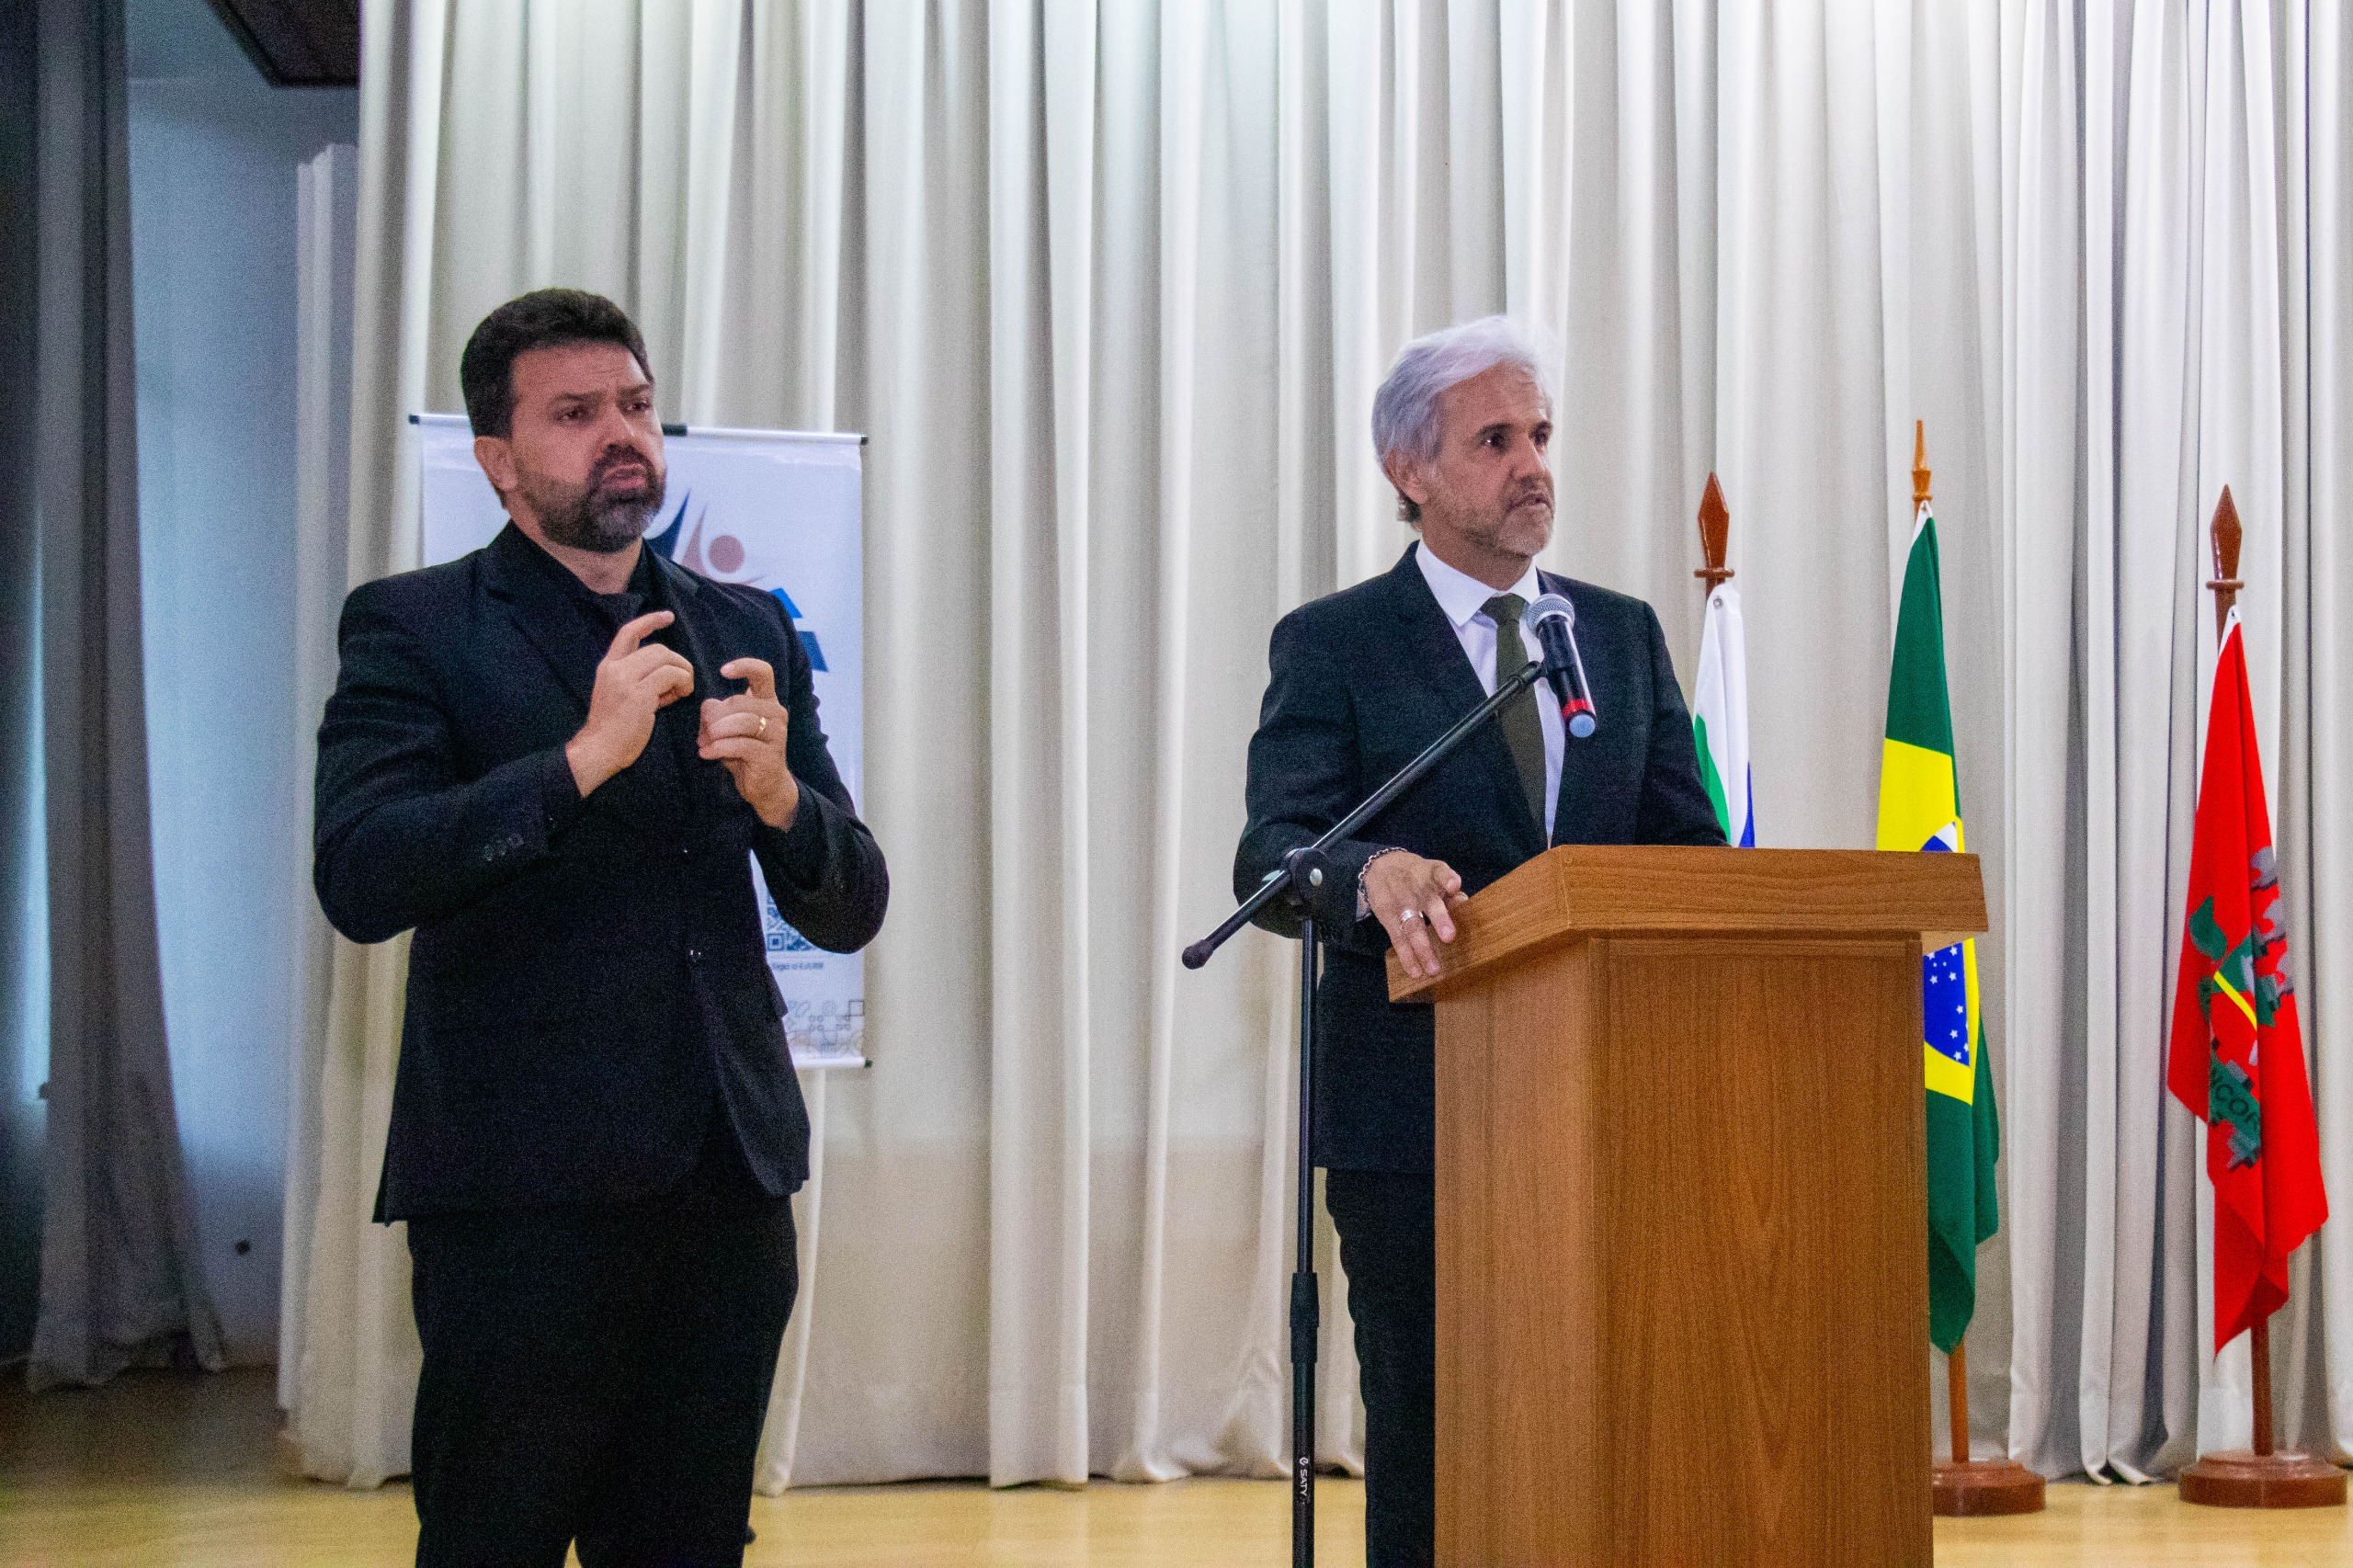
[1483,594,1550,834]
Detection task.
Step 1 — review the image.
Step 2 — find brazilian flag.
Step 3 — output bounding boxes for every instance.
[1875,502,2001,1354]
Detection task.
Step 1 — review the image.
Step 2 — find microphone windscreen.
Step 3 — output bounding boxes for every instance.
[1527,592,1576,631]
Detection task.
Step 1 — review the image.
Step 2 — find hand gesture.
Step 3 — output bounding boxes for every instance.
[1363,850,1470,979]
[699,657,800,830]
[566,612,696,796]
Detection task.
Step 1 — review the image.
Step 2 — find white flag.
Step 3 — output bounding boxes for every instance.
[1691,584,1755,846]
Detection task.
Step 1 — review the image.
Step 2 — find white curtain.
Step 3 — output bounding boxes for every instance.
[286,0,2353,1490]
[278,143,358,1414]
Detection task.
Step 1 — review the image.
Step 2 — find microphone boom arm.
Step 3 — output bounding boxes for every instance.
[1183,654,1547,969]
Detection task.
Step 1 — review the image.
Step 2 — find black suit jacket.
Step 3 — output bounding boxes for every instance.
[315,524,887,1221]
[1234,543,1723,1173]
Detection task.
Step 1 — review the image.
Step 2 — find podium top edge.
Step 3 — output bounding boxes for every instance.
[1386,846,1988,1003]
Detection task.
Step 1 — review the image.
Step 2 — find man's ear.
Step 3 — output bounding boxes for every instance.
[473,434,516,497]
[1381,450,1429,512]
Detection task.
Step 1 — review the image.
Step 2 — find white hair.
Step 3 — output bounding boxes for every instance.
[1370,315,1556,521]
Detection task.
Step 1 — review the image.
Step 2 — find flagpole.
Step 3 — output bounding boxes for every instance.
[2252,1317,2274,1459]
[1913,420,2044,1518]
[2177,486,2345,1509]
[1948,1339,1970,1469]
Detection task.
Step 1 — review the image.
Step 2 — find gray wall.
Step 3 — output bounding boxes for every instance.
[126,0,355,1364]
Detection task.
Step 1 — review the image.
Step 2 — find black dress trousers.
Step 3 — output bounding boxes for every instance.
[1323,1168,1436,1568]
[405,1126,798,1568]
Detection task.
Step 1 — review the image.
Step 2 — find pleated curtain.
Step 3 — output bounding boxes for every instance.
[26,0,225,1393]
[286,0,2353,1489]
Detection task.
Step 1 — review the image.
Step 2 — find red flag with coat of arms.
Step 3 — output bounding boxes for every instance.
[2166,608,2327,1351]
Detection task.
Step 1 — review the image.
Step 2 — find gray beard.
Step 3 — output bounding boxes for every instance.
[523,468,665,554]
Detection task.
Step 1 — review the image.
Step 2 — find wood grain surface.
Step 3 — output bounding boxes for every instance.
[1422,849,1979,1562]
[1390,846,1989,1002]
[1435,933,1933,1564]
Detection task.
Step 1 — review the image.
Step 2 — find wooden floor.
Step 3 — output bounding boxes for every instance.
[4,1369,2350,1565]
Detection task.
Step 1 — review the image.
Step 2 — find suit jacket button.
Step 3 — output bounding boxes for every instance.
[687,947,703,963]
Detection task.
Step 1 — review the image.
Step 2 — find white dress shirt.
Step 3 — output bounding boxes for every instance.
[1415,543,1563,841]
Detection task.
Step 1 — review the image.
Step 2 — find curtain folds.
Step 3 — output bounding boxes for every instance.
[28,0,222,1392]
[290,0,2353,1488]
[278,143,359,1416]
[0,0,43,1369]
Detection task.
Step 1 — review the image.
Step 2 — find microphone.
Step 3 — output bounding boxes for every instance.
[1526,593,1597,738]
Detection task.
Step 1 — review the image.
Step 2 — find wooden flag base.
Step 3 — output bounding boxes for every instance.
[1935,1338,2046,1517]
[1933,1459,2047,1516]
[2178,1450,2347,1508]
[2177,1322,2347,1507]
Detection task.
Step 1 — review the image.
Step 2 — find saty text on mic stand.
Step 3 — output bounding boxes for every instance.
[1180,596,1597,1568]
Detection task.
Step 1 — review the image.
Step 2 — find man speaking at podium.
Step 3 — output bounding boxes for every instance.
[1234,317,1722,1565]
[315,290,887,1564]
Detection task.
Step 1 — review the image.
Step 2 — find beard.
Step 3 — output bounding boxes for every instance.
[1457,483,1554,556]
[517,449,667,553]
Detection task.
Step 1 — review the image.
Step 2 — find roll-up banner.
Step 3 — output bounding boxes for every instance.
[412,414,868,1068]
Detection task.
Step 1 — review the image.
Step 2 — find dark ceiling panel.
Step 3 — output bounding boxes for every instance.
[204,0,359,88]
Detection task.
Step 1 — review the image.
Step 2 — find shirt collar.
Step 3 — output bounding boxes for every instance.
[501,521,664,616]
[1415,541,1543,630]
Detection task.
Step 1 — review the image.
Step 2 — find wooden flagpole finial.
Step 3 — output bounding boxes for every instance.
[1912,420,1932,508]
[2209,486,2245,639]
[1695,473,1733,592]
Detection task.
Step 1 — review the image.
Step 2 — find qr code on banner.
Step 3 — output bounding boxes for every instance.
[786,1000,865,1060]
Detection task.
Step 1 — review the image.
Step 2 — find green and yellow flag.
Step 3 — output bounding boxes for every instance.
[1876,495,2001,1354]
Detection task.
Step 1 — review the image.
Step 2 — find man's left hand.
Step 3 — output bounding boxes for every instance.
[699,658,800,830]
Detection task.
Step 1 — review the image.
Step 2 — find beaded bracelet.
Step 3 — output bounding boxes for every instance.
[1356,846,1410,918]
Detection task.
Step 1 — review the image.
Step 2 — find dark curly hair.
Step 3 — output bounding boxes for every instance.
[459,289,651,437]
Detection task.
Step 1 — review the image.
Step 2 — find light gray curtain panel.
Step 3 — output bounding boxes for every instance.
[27,0,222,1392]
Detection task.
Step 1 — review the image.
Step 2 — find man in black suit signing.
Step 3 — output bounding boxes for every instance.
[1234,317,1722,1566]
[315,290,886,1566]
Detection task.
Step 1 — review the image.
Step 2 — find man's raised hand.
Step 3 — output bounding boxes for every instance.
[699,657,800,830]
[565,611,696,796]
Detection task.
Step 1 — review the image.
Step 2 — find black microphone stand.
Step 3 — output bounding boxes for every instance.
[1182,657,1552,1568]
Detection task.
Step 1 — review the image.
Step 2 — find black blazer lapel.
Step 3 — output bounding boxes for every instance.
[1390,544,1547,856]
[650,548,721,690]
[652,551,767,821]
[480,524,600,713]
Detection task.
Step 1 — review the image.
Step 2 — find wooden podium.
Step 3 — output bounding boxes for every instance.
[1388,846,1987,1566]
